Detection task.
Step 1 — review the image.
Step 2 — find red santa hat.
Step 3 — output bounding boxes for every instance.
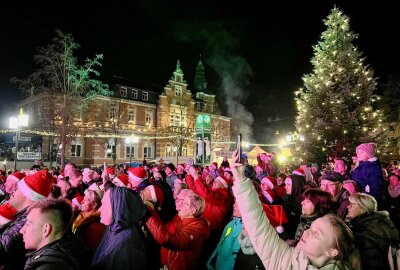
[147,185,164,206]
[177,163,186,170]
[210,162,218,169]
[17,170,53,202]
[0,203,18,224]
[6,172,25,183]
[112,173,129,187]
[261,176,276,190]
[128,167,147,183]
[262,204,288,234]
[215,176,232,188]
[292,168,305,177]
[72,195,84,210]
[106,166,115,178]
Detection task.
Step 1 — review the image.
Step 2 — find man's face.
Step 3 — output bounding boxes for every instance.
[8,187,26,210]
[320,179,340,196]
[165,167,172,175]
[20,208,46,250]
[334,161,346,175]
[5,179,18,194]
[178,196,194,219]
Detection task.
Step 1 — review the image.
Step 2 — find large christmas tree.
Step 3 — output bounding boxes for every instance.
[295,7,384,164]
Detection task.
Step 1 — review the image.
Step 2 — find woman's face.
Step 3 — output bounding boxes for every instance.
[261,181,272,192]
[298,217,336,260]
[285,183,292,195]
[276,177,284,186]
[389,175,399,187]
[346,201,364,219]
[99,190,113,225]
[82,192,96,212]
[301,198,316,215]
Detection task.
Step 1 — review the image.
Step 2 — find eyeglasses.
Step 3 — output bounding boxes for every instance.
[320,183,337,189]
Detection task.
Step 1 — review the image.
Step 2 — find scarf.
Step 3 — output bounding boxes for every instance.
[388,185,400,198]
[238,232,256,255]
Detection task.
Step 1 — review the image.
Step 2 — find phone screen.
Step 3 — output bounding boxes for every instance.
[236,134,242,162]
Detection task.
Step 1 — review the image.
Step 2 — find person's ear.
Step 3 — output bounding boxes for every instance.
[43,223,53,238]
[325,248,339,258]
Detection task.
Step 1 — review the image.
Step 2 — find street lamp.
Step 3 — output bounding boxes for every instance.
[9,109,29,171]
[125,135,139,163]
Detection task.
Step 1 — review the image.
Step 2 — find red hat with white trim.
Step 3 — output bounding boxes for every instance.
[6,172,25,183]
[292,168,305,177]
[210,162,218,169]
[261,176,276,190]
[0,203,17,224]
[112,173,129,187]
[17,170,53,202]
[215,176,232,188]
[106,166,115,178]
[127,167,147,183]
[147,185,164,207]
[72,195,84,210]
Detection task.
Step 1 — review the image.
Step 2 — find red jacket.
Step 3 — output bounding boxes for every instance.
[146,212,210,270]
[186,175,233,230]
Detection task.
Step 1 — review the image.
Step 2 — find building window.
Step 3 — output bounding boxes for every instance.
[182,145,188,157]
[175,85,182,96]
[126,144,137,158]
[169,108,186,127]
[166,144,171,157]
[120,87,127,97]
[70,143,81,157]
[143,143,153,159]
[106,139,117,158]
[132,89,138,99]
[108,103,118,120]
[128,109,136,123]
[142,91,148,101]
[70,139,82,157]
[145,111,153,126]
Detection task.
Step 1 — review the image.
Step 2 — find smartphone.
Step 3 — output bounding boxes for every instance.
[236,133,242,162]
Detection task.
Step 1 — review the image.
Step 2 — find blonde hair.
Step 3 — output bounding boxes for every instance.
[349,193,377,214]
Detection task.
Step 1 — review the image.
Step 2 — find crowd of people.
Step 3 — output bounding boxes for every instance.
[0,142,399,269]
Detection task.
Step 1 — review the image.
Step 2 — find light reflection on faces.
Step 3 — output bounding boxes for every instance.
[99,190,112,225]
[301,198,316,215]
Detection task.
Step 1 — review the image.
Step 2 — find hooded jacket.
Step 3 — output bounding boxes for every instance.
[91,187,148,270]
[233,177,355,270]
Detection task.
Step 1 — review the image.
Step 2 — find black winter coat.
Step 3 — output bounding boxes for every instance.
[349,211,399,270]
[24,235,90,270]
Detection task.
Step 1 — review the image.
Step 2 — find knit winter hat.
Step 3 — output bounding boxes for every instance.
[356,143,377,158]
[165,163,176,172]
[0,203,18,224]
[261,176,276,190]
[319,170,344,183]
[112,173,129,187]
[127,167,147,182]
[6,172,25,183]
[17,170,53,201]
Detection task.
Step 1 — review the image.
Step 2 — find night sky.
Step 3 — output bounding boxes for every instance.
[1,0,399,143]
